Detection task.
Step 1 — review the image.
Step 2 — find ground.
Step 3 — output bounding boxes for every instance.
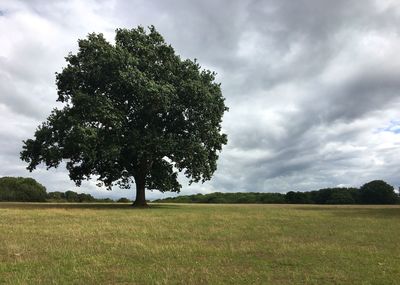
[0,203,399,284]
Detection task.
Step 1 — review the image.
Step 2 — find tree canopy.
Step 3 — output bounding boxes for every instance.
[359,180,398,204]
[0,177,47,202]
[20,26,228,207]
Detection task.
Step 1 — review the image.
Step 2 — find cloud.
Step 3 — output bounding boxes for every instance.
[1,0,400,199]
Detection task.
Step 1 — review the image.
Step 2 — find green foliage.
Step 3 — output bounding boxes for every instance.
[47,191,66,201]
[117,197,131,203]
[20,26,228,204]
[0,178,99,203]
[47,190,97,202]
[285,191,312,204]
[0,177,47,202]
[325,189,358,204]
[154,192,286,204]
[359,180,398,204]
[77,193,96,202]
[97,198,114,203]
[155,181,398,205]
[65,190,79,202]
[307,188,358,204]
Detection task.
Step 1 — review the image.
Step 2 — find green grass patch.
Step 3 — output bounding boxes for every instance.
[1,203,399,284]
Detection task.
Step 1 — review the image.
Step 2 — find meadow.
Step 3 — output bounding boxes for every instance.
[1,203,399,284]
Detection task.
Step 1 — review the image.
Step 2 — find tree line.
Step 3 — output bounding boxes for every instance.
[0,177,131,203]
[1,177,398,204]
[154,180,399,205]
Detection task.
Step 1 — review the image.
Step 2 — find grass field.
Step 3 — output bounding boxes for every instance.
[1,203,399,284]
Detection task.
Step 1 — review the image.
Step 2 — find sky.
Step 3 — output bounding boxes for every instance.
[1,0,400,200]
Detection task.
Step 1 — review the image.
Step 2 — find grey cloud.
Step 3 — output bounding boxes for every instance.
[322,72,400,122]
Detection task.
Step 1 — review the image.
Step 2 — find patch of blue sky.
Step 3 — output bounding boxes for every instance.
[377,119,400,134]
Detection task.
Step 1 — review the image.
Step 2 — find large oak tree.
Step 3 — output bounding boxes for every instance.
[21,26,228,207]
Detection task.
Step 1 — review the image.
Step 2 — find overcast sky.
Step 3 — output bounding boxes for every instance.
[1,0,400,200]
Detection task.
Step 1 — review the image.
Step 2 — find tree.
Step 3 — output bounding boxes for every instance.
[65,190,79,202]
[325,188,356,204]
[47,191,66,201]
[309,188,358,204]
[285,191,312,204]
[20,26,228,207]
[117,197,131,203]
[0,177,47,202]
[77,193,95,202]
[359,180,398,204]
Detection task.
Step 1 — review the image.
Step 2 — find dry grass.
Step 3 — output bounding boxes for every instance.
[1,203,399,284]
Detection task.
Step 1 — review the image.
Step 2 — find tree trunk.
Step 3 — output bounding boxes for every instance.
[132,174,149,207]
